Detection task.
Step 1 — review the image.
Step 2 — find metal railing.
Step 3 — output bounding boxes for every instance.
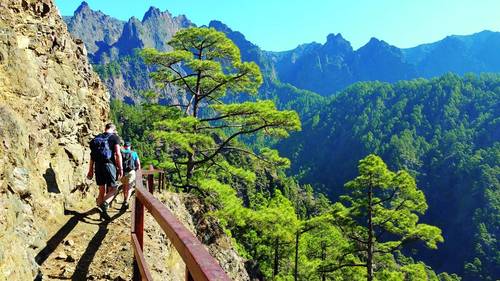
[131,166,232,281]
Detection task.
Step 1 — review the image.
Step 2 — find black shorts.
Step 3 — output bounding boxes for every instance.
[95,162,118,187]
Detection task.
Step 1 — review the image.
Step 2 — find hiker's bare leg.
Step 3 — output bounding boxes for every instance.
[126,186,135,202]
[103,185,117,204]
[97,185,106,206]
[123,183,129,202]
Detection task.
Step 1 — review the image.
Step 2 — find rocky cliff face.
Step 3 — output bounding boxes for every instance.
[0,0,109,279]
[159,193,250,281]
[109,7,191,61]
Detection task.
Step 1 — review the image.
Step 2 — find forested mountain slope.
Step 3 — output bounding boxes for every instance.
[277,73,500,280]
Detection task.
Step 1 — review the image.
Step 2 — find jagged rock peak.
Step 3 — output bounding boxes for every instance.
[365,37,387,46]
[74,0,90,14]
[357,37,396,52]
[142,6,163,21]
[324,33,353,52]
[115,16,144,51]
[326,33,345,42]
[176,14,190,24]
[141,6,192,28]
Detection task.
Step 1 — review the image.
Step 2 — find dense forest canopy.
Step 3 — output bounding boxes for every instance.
[278,73,499,280]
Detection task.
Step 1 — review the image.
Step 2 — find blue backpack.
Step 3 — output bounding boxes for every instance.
[90,133,113,163]
[121,150,136,172]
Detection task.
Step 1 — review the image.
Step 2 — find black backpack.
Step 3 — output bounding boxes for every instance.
[90,133,113,163]
[121,150,136,172]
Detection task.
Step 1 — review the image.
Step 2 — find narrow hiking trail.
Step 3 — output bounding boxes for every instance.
[36,196,186,281]
[38,201,134,280]
[34,190,249,281]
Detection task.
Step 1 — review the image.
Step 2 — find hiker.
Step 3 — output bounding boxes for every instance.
[120,140,141,208]
[87,123,123,220]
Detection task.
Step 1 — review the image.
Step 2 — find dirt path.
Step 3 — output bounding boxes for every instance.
[36,192,187,281]
[35,190,247,281]
[37,198,134,281]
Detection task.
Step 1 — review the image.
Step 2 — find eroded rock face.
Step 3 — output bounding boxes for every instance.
[0,0,109,279]
[159,193,250,281]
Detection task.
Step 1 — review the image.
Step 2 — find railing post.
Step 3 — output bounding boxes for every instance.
[186,267,194,281]
[132,192,144,280]
[148,165,154,194]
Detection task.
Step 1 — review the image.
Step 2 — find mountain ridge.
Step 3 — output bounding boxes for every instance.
[63,2,500,98]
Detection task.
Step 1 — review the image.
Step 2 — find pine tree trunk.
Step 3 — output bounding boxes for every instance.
[367,182,374,281]
[294,232,299,281]
[186,92,198,187]
[273,238,279,279]
[321,241,326,281]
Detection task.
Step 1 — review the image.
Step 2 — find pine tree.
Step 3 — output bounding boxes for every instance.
[140,27,300,191]
[326,154,443,280]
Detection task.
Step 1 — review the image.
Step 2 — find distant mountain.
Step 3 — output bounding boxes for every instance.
[64,2,193,104]
[64,1,124,54]
[185,24,500,97]
[63,5,324,114]
[403,30,500,77]
[63,2,500,101]
[208,20,277,78]
[207,20,325,118]
[265,30,500,95]
[92,6,192,64]
[268,34,356,95]
[354,37,417,82]
[266,35,417,95]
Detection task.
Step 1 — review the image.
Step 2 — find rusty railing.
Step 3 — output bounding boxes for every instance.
[131,166,231,281]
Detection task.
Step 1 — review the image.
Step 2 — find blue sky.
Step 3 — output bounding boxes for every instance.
[55,0,500,51]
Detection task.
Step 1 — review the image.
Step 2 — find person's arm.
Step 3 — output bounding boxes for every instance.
[87,159,94,179]
[114,144,123,178]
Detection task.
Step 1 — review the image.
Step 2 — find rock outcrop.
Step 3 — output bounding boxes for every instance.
[0,0,109,279]
[154,193,250,281]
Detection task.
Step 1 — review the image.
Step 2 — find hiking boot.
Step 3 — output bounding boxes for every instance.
[99,202,111,221]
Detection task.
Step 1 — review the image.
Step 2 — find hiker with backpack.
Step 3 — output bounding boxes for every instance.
[120,141,141,208]
[87,123,123,220]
